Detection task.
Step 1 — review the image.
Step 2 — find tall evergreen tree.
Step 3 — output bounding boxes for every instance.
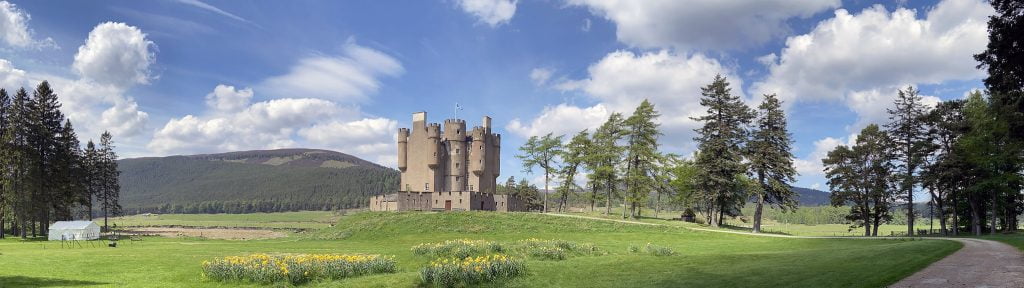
[98,131,121,231]
[884,86,930,236]
[623,100,661,219]
[974,0,1024,94]
[0,89,8,238]
[920,100,968,235]
[516,133,563,213]
[4,88,32,238]
[589,113,625,216]
[747,94,797,233]
[557,130,589,213]
[823,124,895,236]
[83,140,99,220]
[692,75,754,227]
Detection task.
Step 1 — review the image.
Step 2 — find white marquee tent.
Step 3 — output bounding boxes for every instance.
[48,221,101,241]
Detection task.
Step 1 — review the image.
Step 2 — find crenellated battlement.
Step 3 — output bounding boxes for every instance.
[396,111,500,199]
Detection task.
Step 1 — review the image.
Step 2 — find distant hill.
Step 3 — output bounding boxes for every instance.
[793,186,831,206]
[118,149,399,214]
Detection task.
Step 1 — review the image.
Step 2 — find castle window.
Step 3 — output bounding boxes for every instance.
[425,183,429,191]
[456,163,459,168]
[459,199,462,203]
[469,185,474,191]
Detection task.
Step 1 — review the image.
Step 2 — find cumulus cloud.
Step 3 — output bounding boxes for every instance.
[844,87,941,131]
[299,117,398,165]
[568,0,838,50]
[260,41,403,103]
[529,67,553,86]
[0,1,54,48]
[544,50,740,148]
[73,22,156,88]
[455,0,517,27]
[149,97,340,154]
[794,137,849,177]
[752,0,992,105]
[205,84,253,112]
[506,103,609,138]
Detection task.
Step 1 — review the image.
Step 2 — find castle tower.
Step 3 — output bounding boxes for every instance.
[397,128,409,172]
[444,119,467,192]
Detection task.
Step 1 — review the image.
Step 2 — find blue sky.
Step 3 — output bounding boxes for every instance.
[0,0,993,192]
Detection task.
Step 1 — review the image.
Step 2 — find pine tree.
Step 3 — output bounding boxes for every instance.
[623,100,661,219]
[4,88,32,238]
[557,130,590,213]
[974,0,1024,94]
[692,75,754,227]
[516,133,563,213]
[28,81,65,235]
[0,89,8,238]
[83,140,99,220]
[884,86,930,236]
[589,113,625,216]
[747,94,797,233]
[920,100,968,235]
[98,131,121,231]
[823,124,895,236]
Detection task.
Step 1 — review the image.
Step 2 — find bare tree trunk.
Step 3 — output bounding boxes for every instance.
[951,195,959,236]
[970,195,981,236]
[542,173,549,213]
[991,195,997,235]
[753,193,765,233]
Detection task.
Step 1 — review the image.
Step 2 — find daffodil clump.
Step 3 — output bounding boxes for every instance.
[628,243,675,256]
[201,253,396,284]
[420,254,526,287]
[511,238,601,260]
[411,239,504,258]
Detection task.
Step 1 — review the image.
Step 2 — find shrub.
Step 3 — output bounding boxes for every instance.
[643,243,675,256]
[202,253,396,284]
[411,239,503,258]
[509,238,601,260]
[628,244,640,253]
[420,254,526,287]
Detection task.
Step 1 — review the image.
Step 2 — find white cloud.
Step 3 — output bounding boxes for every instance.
[529,67,553,86]
[844,87,941,131]
[794,136,848,177]
[299,117,398,166]
[149,97,339,154]
[260,41,403,103]
[568,0,839,50]
[205,84,253,112]
[99,99,149,137]
[455,0,517,27]
[545,50,741,148]
[506,103,609,138]
[0,1,54,48]
[173,0,254,25]
[73,22,156,88]
[0,58,28,88]
[753,0,992,105]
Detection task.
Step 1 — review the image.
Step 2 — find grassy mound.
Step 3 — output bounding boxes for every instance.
[312,211,672,240]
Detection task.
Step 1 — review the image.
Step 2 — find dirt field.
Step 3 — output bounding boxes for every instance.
[124,227,288,240]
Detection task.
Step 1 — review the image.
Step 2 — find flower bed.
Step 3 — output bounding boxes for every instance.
[411,239,504,258]
[420,254,526,287]
[202,253,396,284]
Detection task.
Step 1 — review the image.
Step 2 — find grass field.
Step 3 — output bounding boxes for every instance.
[0,211,961,287]
[108,211,338,229]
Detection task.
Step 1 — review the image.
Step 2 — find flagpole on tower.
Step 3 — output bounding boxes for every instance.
[455,102,462,120]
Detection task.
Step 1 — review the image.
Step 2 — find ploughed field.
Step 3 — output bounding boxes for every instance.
[0,212,960,287]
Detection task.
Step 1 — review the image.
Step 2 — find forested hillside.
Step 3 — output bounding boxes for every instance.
[118,149,398,214]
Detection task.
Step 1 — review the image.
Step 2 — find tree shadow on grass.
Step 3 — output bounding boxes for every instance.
[0,276,107,287]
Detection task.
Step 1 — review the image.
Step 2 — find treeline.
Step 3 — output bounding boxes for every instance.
[0,81,122,239]
[515,76,800,235]
[118,155,399,213]
[824,2,1024,237]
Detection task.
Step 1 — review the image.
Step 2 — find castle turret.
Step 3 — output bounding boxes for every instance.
[426,123,441,168]
[470,128,486,176]
[444,119,467,191]
[397,128,409,172]
[492,133,500,177]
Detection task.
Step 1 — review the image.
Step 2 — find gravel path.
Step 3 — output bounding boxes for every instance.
[543,213,1024,287]
[889,237,1024,288]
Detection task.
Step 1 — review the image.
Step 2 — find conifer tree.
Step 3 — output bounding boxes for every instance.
[516,133,563,213]
[557,130,590,213]
[747,94,797,233]
[885,86,930,236]
[589,113,625,216]
[0,89,7,238]
[83,140,99,220]
[823,124,895,236]
[623,100,661,219]
[692,75,754,227]
[4,88,31,238]
[98,131,121,231]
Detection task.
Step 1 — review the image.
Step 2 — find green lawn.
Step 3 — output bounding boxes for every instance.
[108,211,338,229]
[976,232,1024,251]
[0,211,960,287]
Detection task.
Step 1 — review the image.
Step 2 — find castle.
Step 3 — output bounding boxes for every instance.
[369,112,527,212]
